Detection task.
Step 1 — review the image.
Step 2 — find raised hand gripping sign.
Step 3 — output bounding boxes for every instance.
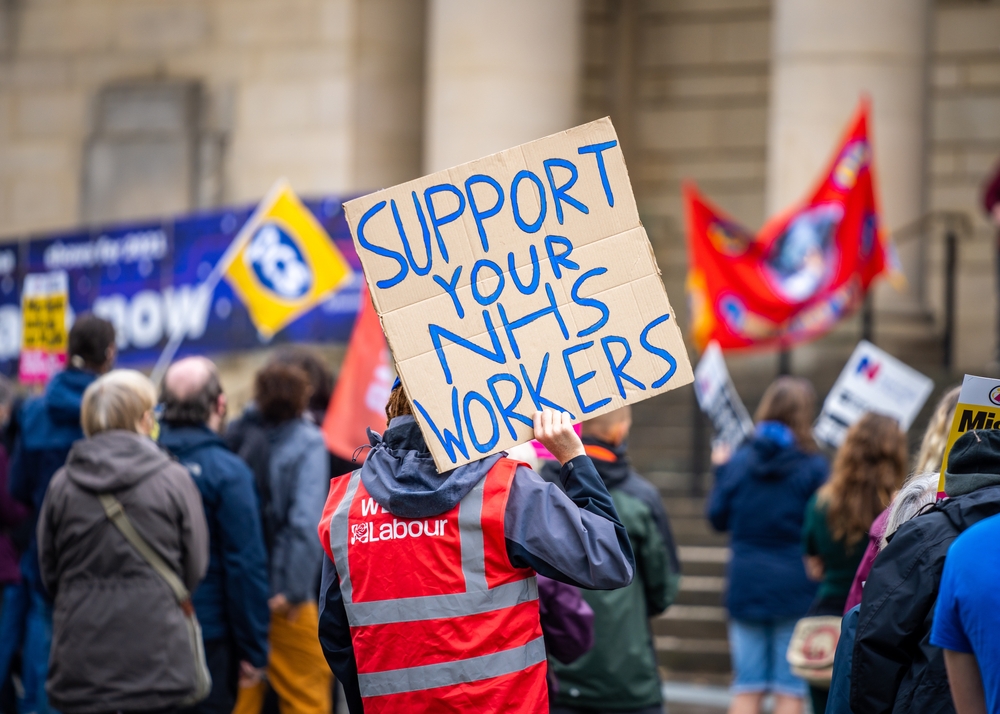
[344,118,693,470]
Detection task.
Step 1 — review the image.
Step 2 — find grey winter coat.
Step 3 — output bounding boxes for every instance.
[37,430,209,714]
[267,418,329,604]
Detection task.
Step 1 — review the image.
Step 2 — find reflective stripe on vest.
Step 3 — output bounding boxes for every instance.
[328,461,544,701]
[357,635,546,697]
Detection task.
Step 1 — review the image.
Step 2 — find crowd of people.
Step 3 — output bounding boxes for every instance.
[0,306,999,714]
[709,375,1000,714]
[0,313,683,714]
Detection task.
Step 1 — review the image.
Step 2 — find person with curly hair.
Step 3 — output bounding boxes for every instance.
[801,412,909,713]
[913,386,962,475]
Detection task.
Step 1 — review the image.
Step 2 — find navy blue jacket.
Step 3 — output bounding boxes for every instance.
[828,605,860,714]
[9,368,97,594]
[159,423,270,669]
[707,431,828,621]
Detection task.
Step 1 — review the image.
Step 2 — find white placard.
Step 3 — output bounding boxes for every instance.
[694,341,754,450]
[814,340,934,448]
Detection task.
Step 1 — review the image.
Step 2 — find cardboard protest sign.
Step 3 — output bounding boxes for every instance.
[693,341,754,450]
[938,375,1000,498]
[345,118,693,469]
[20,271,69,384]
[813,340,933,448]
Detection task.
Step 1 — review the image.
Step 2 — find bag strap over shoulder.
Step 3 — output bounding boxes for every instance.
[98,493,193,614]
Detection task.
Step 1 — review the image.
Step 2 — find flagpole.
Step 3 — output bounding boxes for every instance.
[150,261,227,385]
[778,348,791,376]
[149,178,291,385]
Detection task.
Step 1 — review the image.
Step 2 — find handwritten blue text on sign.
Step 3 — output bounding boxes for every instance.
[345,118,693,469]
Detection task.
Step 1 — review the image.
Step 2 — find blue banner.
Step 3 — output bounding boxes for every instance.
[0,196,362,377]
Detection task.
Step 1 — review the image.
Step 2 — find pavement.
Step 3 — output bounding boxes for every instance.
[662,682,816,714]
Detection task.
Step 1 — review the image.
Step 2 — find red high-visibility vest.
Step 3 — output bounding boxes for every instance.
[324,458,547,713]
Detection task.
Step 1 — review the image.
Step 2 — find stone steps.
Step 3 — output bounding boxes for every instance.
[656,539,732,674]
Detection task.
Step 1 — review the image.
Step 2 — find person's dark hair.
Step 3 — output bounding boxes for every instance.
[256,363,310,424]
[754,376,818,451]
[385,383,412,421]
[820,412,909,548]
[271,347,334,414]
[160,371,223,426]
[69,313,115,369]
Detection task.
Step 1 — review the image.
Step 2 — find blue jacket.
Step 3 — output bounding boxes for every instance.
[707,425,828,621]
[158,423,270,668]
[318,415,635,713]
[9,368,97,593]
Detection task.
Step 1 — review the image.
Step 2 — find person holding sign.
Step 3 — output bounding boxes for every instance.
[851,429,1000,714]
[316,380,634,713]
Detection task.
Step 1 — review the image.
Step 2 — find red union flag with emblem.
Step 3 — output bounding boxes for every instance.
[685,101,899,352]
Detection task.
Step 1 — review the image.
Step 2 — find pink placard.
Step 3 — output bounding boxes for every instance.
[530,423,583,461]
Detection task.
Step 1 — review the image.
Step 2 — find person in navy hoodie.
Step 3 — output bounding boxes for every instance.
[8,314,115,714]
[708,377,829,714]
[0,374,28,713]
[158,357,270,714]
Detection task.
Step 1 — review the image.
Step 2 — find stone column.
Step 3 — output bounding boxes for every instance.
[352,0,427,191]
[766,0,930,234]
[423,0,582,173]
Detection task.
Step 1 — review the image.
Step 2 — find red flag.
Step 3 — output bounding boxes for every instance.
[322,284,392,462]
[685,100,899,352]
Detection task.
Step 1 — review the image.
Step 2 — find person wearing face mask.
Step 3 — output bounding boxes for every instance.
[540,405,681,714]
[37,369,210,713]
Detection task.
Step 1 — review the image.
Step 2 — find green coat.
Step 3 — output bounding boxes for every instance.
[542,444,680,710]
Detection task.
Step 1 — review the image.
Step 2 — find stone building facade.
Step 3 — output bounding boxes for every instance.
[0,0,998,375]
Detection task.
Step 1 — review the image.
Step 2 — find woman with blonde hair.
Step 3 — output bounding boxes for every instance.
[913,385,961,474]
[709,377,829,714]
[37,370,209,714]
[801,412,908,713]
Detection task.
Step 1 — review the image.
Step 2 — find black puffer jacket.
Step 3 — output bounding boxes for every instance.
[851,484,1000,714]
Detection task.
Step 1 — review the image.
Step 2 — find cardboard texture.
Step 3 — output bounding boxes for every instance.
[345,118,693,470]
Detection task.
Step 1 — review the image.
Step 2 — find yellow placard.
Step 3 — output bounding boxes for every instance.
[22,294,67,352]
[20,270,69,384]
[938,374,1000,498]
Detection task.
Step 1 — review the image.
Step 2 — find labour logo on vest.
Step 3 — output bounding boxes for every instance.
[350,497,448,544]
[244,222,313,299]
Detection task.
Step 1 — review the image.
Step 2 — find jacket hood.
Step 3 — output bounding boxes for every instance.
[582,436,630,488]
[938,484,1000,533]
[64,430,175,492]
[747,423,802,482]
[158,422,226,458]
[45,369,98,425]
[360,415,502,519]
